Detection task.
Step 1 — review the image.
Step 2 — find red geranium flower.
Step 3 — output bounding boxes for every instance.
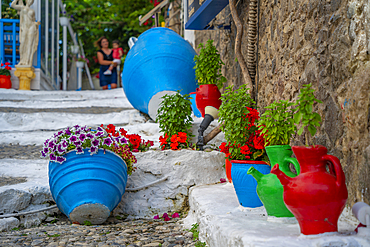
[240,145,251,155]
[253,135,265,150]
[178,132,187,143]
[128,134,141,149]
[119,128,128,137]
[159,133,169,145]
[170,134,179,143]
[170,141,178,150]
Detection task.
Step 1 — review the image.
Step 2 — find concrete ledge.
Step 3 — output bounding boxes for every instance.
[183,183,370,247]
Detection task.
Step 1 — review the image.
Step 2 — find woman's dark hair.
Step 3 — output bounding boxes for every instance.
[94,36,108,49]
[112,40,120,45]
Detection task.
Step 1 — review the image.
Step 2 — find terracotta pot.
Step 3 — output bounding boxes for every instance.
[271,145,348,235]
[0,75,12,89]
[195,84,221,117]
[225,159,232,183]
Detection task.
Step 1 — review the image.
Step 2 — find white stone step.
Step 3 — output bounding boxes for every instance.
[183,183,370,247]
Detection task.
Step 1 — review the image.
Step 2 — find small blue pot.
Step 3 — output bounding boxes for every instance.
[189,92,202,118]
[48,149,127,224]
[231,160,271,208]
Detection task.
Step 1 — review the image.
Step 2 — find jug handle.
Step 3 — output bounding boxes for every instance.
[322,155,344,187]
[283,157,300,175]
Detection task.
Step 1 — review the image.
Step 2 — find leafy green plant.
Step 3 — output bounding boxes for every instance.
[156,91,193,138]
[218,85,268,161]
[294,83,322,146]
[185,223,207,247]
[258,100,297,146]
[194,40,227,90]
[83,220,92,226]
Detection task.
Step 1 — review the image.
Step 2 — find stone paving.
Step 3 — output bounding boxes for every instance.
[0,215,197,247]
[0,105,199,246]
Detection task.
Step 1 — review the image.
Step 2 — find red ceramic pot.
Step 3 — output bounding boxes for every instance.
[225,159,232,183]
[195,84,222,117]
[271,145,348,235]
[0,75,11,89]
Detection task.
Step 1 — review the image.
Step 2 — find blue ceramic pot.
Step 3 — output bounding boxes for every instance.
[231,160,271,208]
[189,92,202,118]
[48,149,127,224]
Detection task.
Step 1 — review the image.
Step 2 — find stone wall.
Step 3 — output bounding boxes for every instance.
[192,0,370,205]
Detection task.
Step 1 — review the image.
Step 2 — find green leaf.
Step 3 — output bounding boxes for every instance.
[308,125,317,137]
[298,126,304,136]
[294,112,302,124]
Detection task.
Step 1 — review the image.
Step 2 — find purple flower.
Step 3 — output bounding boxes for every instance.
[74,124,80,129]
[153,215,159,220]
[44,139,49,146]
[57,144,65,154]
[92,139,100,147]
[56,156,66,163]
[48,141,55,149]
[79,134,86,142]
[76,147,84,154]
[220,178,227,183]
[120,137,127,144]
[62,140,69,148]
[164,216,170,221]
[43,147,49,154]
[65,128,72,135]
[75,130,81,135]
[162,213,168,219]
[70,135,78,142]
[97,127,104,131]
[95,132,104,137]
[40,151,46,157]
[89,146,97,154]
[86,133,94,139]
[74,141,82,147]
[103,138,113,146]
[49,153,57,161]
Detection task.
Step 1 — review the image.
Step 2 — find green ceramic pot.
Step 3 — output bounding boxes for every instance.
[247,145,300,217]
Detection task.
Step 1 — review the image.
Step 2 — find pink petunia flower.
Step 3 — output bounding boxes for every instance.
[153,215,159,220]
[220,178,227,183]
[171,212,179,218]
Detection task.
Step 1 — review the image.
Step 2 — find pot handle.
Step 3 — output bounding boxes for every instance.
[283,157,300,175]
[322,155,344,187]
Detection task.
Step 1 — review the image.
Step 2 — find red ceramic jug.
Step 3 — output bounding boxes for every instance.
[0,75,12,89]
[195,84,222,117]
[271,145,348,235]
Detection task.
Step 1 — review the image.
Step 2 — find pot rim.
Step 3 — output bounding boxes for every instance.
[59,148,128,169]
[230,160,268,165]
[265,144,292,150]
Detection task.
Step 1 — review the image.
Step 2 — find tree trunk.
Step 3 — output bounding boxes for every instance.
[229,0,254,97]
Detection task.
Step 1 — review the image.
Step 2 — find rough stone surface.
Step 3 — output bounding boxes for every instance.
[115,149,226,218]
[193,0,370,206]
[0,189,32,214]
[0,218,19,232]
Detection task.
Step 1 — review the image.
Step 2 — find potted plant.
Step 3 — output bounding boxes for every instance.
[271,83,348,235]
[194,39,226,117]
[246,100,300,217]
[42,124,152,225]
[218,84,269,207]
[0,62,12,89]
[156,91,193,150]
[76,56,88,69]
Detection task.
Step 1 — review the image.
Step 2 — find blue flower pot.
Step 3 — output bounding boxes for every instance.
[48,149,127,224]
[189,92,202,118]
[231,160,271,208]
